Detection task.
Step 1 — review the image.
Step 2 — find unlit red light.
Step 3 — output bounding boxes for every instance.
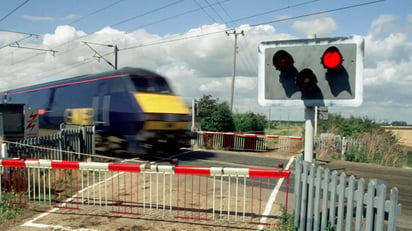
[272,50,294,71]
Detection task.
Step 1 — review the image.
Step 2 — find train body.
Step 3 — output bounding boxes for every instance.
[0,67,192,155]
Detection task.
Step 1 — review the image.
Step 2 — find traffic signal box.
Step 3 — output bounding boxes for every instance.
[258,36,364,107]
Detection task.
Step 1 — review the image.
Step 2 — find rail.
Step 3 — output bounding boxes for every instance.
[0,158,290,228]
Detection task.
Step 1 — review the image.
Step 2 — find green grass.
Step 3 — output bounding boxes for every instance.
[0,203,25,223]
[265,124,304,137]
[404,151,412,167]
[268,206,294,231]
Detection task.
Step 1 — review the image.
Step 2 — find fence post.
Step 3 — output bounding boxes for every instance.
[341,137,347,160]
[294,157,302,229]
[387,188,401,231]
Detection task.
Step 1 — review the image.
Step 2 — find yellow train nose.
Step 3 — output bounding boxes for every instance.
[134,93,190,130]
[134,93,190,114]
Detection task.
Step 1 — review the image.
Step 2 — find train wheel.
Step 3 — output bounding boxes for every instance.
[95,133,128,156]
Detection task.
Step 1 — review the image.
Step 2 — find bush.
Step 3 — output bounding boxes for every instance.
[196,95,266,133]
[234,112,266,133]
[318,114,407,167]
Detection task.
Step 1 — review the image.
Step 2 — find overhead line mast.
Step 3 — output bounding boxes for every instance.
[226,30,244,112]
[83,41,118,70]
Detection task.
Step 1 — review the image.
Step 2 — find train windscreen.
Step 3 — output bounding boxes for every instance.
[131,75,173,94]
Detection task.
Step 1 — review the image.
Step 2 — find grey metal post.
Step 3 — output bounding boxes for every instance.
[226,30,244,112]
[304,107,315,162]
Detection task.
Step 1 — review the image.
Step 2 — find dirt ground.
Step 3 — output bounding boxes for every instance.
[3,199,282,231]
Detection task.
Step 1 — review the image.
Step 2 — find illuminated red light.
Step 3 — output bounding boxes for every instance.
[321,46,342,69]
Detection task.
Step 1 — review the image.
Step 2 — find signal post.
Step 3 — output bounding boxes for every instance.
[258,36,364,162]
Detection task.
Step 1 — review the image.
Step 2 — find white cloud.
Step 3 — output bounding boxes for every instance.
[199,80,225,92]
[369,14,397,37]
[43,25,86,47]
[365,32,411,66]
[0,13,412,123]
[22,14,53,21]
[0,31,29,45]
[291,16,337,37]
[62,14,80,20]
[406,14,412,33]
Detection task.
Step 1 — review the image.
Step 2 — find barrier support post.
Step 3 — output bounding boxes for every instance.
[304,107,315,162]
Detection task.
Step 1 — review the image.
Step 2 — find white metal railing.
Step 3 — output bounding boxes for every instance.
[0,158,290,228]
[4,125,95,161]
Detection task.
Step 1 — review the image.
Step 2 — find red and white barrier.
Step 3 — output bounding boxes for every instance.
[1,158,290,178]
[195,131,304,153]
[0,158,290,227]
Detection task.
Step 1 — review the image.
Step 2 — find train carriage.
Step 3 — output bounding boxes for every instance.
[0,67,192,155]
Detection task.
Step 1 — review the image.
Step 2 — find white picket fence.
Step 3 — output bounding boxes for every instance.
[294,157,402,231]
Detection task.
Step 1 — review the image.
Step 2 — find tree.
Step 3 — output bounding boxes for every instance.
[391,121,407,126]
[196,94,218,118]
[318,114,382,137]
[197,95,235,132]
[234,112,266,133]
[196,95,266,133]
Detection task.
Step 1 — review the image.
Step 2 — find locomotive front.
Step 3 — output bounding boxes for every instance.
[129,73,192,154]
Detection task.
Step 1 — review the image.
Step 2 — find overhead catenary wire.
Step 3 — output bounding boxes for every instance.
[1,0,385,83]
[27,0,387,80]
[203,0,227,24]
[209,0,257,79]
[0,0,191,78]
[0,0,31,24]
[0,0,306,69]
[122,0,230,32]
[110,0,184,28]
[68,0,127,26]
[194,0,218,22]
[121,0,385,51]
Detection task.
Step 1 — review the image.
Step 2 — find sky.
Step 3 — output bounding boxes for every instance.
[0,0,411,124]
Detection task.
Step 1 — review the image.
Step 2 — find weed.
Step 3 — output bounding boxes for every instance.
[269,206,294,231]
[0,202,25,223]
[317,114,407,167]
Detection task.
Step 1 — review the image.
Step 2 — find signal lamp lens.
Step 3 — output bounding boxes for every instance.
[273,50,294,71]
[321,46,342,69]
[296,68,318,92]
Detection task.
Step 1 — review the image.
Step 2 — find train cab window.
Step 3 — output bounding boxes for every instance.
[131,75,173,94]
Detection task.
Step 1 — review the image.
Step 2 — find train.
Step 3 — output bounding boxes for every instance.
[0,67,193,155]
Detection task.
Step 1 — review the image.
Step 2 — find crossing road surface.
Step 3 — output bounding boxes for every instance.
[2,149,412,230]
[322,159,412,231]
